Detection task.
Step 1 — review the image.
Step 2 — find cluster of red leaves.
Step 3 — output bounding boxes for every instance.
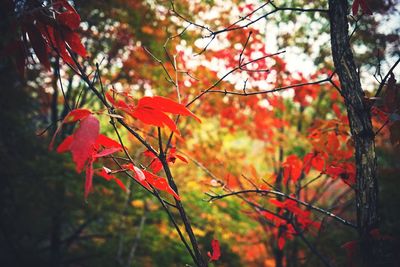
[106,90,200,135]
[293,74,321,107]
[2,0,86,75]
[303,151,326,174]
[50,109,122,198]
[304,150,356,186]
[307,118,356,187]
[259,209,297,250]
[270,199,321,231]
[213,28,272,81]
[220,105,247,133]
[220,96,288,142]
[282,155,304,184]
[143,148,188,173]
[260,198,321,249]
[279,118,355,187]
[305,149,355,186]
[98,163,181,200]
[49,109,182,200]
[281,152,325,185]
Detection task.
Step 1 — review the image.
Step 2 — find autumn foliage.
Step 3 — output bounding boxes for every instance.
[1,0,399,266]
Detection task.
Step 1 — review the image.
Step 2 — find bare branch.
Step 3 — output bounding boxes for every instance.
[207,189,357,228]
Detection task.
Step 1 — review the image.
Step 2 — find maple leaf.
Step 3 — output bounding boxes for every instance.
[49,108,92,150]
[143,170,181,200]
[53,111,122,198]
[106,91,200,134]
[64,30,87,57]
[207,239,221,261]
[96,134,123,148]
[69,115,100,172]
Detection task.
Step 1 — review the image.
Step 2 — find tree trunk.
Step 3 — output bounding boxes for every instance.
[328,0,379,265]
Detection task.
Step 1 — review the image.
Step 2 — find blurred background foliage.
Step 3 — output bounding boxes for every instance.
[0,0,399,266]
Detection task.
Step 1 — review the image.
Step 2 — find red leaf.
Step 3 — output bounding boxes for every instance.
[303,152,325,174]
[278,237,285,250]
[52,113,123,198]
[132,166,146,182]
[113,178,127,192]
[175,154,189,164]
[64,108,92,123]
[123,164,150,189]
[352,0,372,16]
[26,25,50,70]
[106,91,131,110]
[311,154,325,171]
[58,0,79,13]
[94,147,121,158]
[260,210,287,227]
[85,157,95,198]
[108,92,200,134]
[137,96,201,122]
[57,11,81,31]
[282,155,303,184]
[303,153,313,174]
[352,0,360,15]
[132,107,179,133]
[325,162,356,187]
[55,0,81,29]
[208,239,221,261]
[69,115,100,172]
[49,109,92,150]
[56,135,74,153]
[143,170,181,200]
[149,159,163,173]
[97,167,115,181]
[96,134,122,148]
[52,27,74,65]
[269,199,286,209]
[96,167,127,192]
[64,30,87,57]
